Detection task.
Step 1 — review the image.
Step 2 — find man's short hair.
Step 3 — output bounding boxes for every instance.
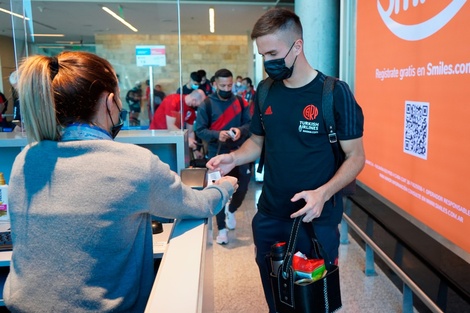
[197,69,207,78]
[190,71,202,83]
[243,77,253,87]
[251,8,302,41]
[214,68,233,79]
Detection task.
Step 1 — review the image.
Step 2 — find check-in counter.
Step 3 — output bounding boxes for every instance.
[0,132,27,184]
[0,219,214,311]
[146,218,214,313]
[0,129,189,182]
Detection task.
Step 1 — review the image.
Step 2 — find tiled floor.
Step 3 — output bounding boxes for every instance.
[212,180,419,313]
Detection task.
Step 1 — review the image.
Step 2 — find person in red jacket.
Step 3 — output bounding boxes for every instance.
[241,77,256,116]
[149,89,205,150]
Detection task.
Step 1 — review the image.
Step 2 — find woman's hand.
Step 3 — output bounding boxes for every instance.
[216,175,238,193]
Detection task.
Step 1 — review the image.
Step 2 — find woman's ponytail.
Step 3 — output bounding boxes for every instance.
[18,55,60,142]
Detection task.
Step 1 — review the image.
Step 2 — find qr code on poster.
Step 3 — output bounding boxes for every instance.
[403,101,429,160]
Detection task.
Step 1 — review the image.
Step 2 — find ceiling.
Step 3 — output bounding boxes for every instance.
[0,0,294,45]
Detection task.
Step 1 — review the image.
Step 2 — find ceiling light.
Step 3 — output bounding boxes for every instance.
[55,41,81,44]
[37,45,66,49]
[209,7,215,33]
[0,7,30,20]
[32,34,65,37]
[102,6,138,32]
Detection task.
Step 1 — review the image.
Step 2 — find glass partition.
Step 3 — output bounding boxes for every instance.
[5,0,181,129]
[2,1,292,131]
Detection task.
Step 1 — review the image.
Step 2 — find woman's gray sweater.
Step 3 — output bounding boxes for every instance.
[4,140,233,312]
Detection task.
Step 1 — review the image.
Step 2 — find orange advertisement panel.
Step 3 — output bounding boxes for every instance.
[356,0,470,255]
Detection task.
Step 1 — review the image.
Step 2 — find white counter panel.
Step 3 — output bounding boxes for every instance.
[145,218,214,313]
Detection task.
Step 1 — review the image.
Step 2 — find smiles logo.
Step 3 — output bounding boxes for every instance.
[377,0,467,41]
[303,105,318,121]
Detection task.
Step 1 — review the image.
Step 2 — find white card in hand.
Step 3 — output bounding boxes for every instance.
[207,171,221,185]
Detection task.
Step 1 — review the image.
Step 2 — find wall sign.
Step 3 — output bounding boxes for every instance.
[136,45,166,67]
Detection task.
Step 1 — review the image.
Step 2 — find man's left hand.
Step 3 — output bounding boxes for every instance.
[228,128,240,141]
[289,189,327,222]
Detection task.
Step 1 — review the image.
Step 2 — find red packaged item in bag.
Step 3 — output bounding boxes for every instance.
[292,251,326,281]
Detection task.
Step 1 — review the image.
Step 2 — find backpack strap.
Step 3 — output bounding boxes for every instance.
[322,76,338,144]
[322,76,342,202]
[204,97,212,128]
[322,76,356,196]
[257,77,274,131]
[256,78,274,173]
[322,76,343,169]
[236,95,246,109]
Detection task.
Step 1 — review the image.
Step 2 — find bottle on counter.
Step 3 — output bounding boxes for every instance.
[0,172,9,222]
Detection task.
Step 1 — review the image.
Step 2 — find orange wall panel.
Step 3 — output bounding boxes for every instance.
[356,0,470,254]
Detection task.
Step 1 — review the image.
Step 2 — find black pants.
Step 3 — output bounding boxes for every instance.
[252,211,340,313]
[215,163,251,230]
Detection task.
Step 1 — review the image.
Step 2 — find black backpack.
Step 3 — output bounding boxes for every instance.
[256,76,356,196]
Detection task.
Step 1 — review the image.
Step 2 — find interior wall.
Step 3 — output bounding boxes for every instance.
[95,33,250,97]
[0,35,15,112]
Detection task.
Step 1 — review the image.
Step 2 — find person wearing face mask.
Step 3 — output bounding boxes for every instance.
[195,68,252,245]
[206,8,365,312]
[4,51,238,313]
[197,69,213,96]
[210,75,217,93]
[232,75,245,96]
[176,71,202,95]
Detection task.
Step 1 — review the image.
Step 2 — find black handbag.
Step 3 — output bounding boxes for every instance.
[270,217,342,313]
[189,143,209,168]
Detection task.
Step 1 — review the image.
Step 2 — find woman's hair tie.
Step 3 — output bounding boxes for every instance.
[49,56,59,80]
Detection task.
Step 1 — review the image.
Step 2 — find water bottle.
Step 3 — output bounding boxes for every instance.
[270,242,286,276]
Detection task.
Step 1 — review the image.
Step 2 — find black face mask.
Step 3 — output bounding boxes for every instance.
[218,89,232,100]
[263,42,298,81]
[111,110,126,139]
[106,95,125,139]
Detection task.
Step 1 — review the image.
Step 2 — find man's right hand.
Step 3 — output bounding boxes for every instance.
[206,153,236,176]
